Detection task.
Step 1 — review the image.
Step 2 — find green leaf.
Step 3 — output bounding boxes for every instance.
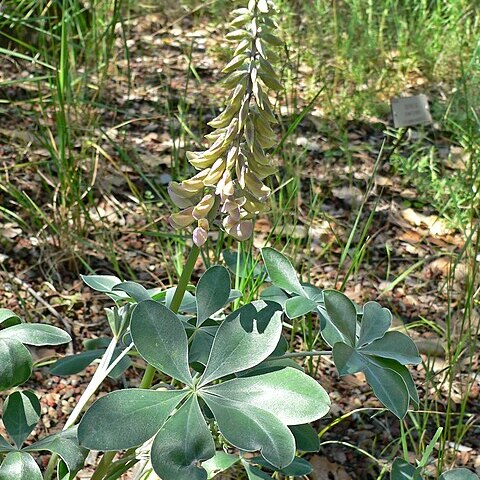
[151,396,215,480]
[81,274,122,292]
[289,424,320,452]
[242,460,273,480]
[199,301,282,386]
[50,350,104,375]
[0,436,14,452]
[251,456,313,476]
[112,281,151,302]
[165,288,197,313]
[25,428,87,478]
[203,367,330,424]
[0,309,21,326]
[390,458,421,480]
[261,248,305,296]
[439,469,480,480]
[322,290,357,347]
[196,266,231,325]
[0,324,71,346]
[3,391,40,448]
[332,343,368,376]
[368,357,419,406]
[259,286,289,308]
[0,339,32,390]
[189,329,216,366]
[203,394,295,469]
[360,331,421,365]
[357,301,392,347]
[203,452,239,479]
[131,300,193,386]
[0,452,42,480]
[284,296,318,319]
[364,362,409,419]
[78,389,187,450]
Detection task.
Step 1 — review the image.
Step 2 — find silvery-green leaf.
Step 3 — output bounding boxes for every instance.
[439,469,479,480]
[289,424,320,452]
[322,290,357,347]
[364,362,409,419]
[203,452,239,479]
[0,324,71,346]
[112,281,151,302]
[357,301,392,347]
[25,428,87,478]
[203,367,330,425]
[284,296,318,319]
[203,394,295,469]
[151,396,215,480]
[3,391,40,448]
[199,301,282,386]
[0,339,32,390]
[390,458,421,480]
[0,309,21,326]
[359,331,421,365]
[78,389,187,450]
[0,452,42,480]
[131,300,193,386]
[196,266,231,326]
[261,248,305,296]
[332,343,368,376]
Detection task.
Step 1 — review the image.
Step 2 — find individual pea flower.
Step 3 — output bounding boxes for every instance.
[168,0,283,245]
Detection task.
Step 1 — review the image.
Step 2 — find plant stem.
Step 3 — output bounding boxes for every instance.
[44,339,134,480]
[276,350,332,359]
[91,452,117,480]
[139,244,200,389]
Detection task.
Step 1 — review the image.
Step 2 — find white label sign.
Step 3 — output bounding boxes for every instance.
[391,94,433,128]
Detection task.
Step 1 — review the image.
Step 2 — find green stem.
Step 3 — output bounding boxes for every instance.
[91,451,117,480]
[139,244,200,389]
[276,350,332,359]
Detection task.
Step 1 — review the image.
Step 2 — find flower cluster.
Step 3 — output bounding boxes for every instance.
[168,0,283,246]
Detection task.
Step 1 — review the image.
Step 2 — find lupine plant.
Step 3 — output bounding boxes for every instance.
[2,1,473,479]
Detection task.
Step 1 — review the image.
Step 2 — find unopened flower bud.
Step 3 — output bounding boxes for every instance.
[169,207,195,229]
[193,194,215,220]
[193,224,209,246]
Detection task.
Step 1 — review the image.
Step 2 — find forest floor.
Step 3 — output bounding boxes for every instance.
[0,5,479,480]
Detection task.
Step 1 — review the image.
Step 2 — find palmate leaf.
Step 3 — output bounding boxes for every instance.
[390,458,422,480]
[322,290,357,347]
[78,389,187,450]
[284,296,318,320]
[0,436,14,453]
[131,300,194,386]
[3,391,40,448]
[81,295,330,479]
[357,301,392,347]
[0,452,42,480]
[261,248,305,296]
[151,395,215,480]
[203,452,239,479]
[0,308,21,326]
[199,300,282,386]
[0,324,71,346]
[25,428,87,479]
[289,424,320,452]
[359,331,421,365]
[203,367,330,424]
[196,266,231,326]
[333,344,419,418]
[0,339,32,390]
[202,394,295,469]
